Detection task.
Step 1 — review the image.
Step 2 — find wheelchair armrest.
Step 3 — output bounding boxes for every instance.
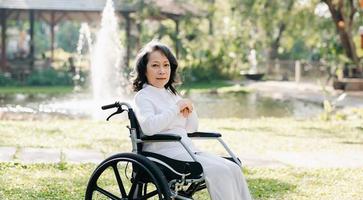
[187,132,221,138]
[141,134,182,141]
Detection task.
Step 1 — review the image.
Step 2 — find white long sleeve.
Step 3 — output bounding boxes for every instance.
[134,94,179,135]
[133,84,200,155]
[186,109,198,133]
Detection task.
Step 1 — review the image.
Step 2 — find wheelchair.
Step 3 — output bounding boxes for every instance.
[85,102,242,200]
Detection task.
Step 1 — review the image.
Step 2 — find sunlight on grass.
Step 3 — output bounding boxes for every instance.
[0,116,362,199]
[246,168,363,200]
[0,118,362,156]
[0,120,131,154]
[0,163,362,200]
[0,163,92,199]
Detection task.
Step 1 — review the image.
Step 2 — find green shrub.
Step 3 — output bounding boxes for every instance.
[181,49,230,82]
[0,73,18,86]
[25,68,73,86]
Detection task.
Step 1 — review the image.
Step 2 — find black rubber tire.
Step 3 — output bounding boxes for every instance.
[85,153,172,200]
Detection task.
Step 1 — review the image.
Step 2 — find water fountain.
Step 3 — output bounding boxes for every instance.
[91,0,127,101]
[0,0,130,120]
[241,49,265,81]
[247,49,258,74]
[74,23,92,92]
[45,0,129,119]
[90,0,129,119]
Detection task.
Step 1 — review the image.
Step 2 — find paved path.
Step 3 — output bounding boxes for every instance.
[0,147,104,164]
[2,146,363,168]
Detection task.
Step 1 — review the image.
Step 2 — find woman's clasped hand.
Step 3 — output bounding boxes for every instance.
[177,99,193,118]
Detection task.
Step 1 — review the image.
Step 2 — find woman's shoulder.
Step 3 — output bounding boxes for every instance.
[134,88,148,101]
[134,85,179,101]
[134,87,158,102]
[169,90,181,101]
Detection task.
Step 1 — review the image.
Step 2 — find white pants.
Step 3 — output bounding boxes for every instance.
[173,152,252,200]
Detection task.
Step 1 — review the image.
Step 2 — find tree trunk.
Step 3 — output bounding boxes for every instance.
[322,0,361,74]
[268,0,294,60]
[207,0,215,35]
[269,22,286,59]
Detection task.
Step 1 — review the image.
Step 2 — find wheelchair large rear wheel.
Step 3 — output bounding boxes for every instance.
[85,153,172,200]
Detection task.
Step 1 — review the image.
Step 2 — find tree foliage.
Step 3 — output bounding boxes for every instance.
[321,0,362,73]
[8,0,363,83]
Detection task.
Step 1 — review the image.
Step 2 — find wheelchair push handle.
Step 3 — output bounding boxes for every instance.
[102,102,132,110]
[101,102,133,121]
[101,102,119,110]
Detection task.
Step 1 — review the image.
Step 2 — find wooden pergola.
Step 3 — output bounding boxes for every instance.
[0,0,201,73]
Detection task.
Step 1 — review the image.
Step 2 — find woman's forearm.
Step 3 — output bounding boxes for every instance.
[185,110,198,132]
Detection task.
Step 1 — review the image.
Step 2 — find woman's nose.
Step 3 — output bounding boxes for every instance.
[159,67,165,74]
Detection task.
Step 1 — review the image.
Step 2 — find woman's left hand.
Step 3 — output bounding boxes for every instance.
[177,99,193,118]
[181,107,192,118]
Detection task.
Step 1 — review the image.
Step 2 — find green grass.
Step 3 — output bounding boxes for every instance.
[1,118,362,155]
[0,86,73,94]
[0,120,130,154]
[0,163,362,200]
[0,163,92,200]
[246,167,363,200]
[0,81,245,95]
[0,117,362,199]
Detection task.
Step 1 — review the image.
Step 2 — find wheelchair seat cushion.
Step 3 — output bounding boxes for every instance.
[140,151,203,181]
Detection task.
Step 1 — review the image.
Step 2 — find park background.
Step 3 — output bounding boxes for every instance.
[1,0,363,199]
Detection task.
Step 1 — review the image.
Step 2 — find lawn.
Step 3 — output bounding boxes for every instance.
[0,81,247,95]
[1,118,362,156]
[0,163,362,200]
[0,86,73,94]
[0,112,363,199]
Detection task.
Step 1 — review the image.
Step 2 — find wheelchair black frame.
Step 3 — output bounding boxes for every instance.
[85,102,242,200]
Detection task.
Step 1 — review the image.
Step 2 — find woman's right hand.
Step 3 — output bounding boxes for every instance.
[177,99,193,118]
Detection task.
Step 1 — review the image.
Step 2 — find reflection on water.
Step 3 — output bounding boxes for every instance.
[0,93,92,119]
[187,92,322,119]
[0,92,322,120]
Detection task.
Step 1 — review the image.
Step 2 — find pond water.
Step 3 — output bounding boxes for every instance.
[0,91,322,120]
[189,92,322,118]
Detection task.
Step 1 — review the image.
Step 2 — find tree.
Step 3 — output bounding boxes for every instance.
[263,0,295,60]
[322,0,362,74]
[230,0,297,60]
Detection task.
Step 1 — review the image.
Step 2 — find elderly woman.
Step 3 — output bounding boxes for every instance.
[132,40,252,200]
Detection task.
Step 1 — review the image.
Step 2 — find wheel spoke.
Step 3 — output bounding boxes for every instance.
[95,186,122,200]
[143,183,147,196]
[128,174,141,197]
[85,153,170,200]
[112,164,127,197]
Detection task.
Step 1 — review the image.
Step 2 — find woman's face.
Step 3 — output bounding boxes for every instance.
[145,50,171,88]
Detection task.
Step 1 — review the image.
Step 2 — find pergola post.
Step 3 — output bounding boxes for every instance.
[123,12,131,68]
[50,11,55,62]
[29,10,35,70]
[136,22,142,51]
[1,9,7,72]
[174,19,180,58]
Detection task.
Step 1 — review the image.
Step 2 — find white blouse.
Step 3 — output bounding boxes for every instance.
[134,84,199,157]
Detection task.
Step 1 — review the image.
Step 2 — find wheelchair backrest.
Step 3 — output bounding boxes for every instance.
[127,108,144,153]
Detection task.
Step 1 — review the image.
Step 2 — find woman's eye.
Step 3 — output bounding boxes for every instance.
[152,64,159,67]
[164,64,170,67]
